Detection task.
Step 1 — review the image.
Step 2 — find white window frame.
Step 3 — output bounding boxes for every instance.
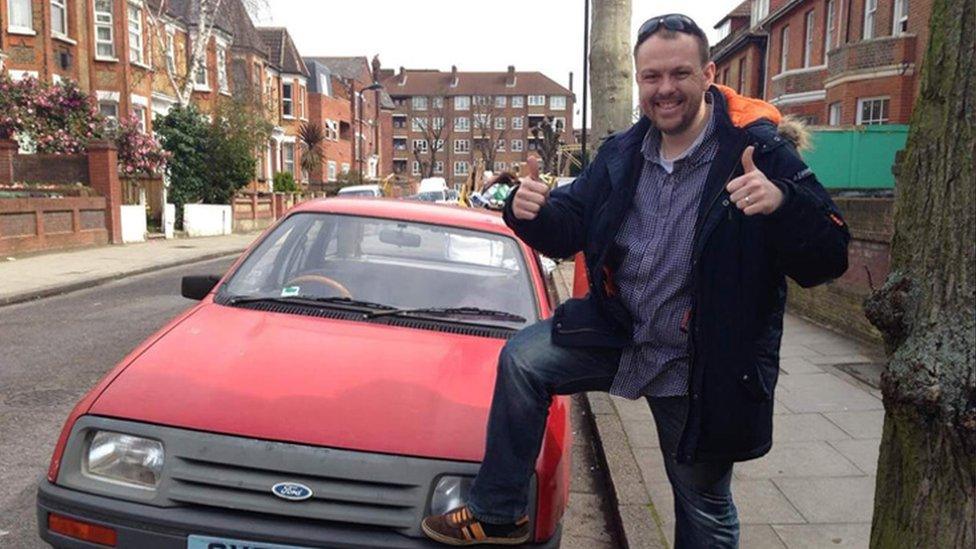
[863,0,877,39]
[494,96,507,108]
[94,0,116,60]
[393,137,407,151]
[282,142,296,174]
[341,163,350,174]
[51,0,68,37]
[454,96,470,110]
[527,95,545,106]
[825,0,836,53]
[432,96,444,109]
[194,54,209,88]
[493,161,506,172]
[413,139,428,153]
[552,117,566,133]
[411,117,427,132]
[511,96,525,108]
[780,26,790,73]
[473,95,490,106]
[98,100,119,122]
[325,119,339,140]
[454,117,470,132]
[432,117,444,130]
[892,0,908,35]
[217,46,229,94]
[453,161,468,176]
[282,82,293,117]
[803,11,815,67]
[412,96,428,111]
[412,161,421,176]
[327,161,337,181]
[751,0,770,25]
[550,96,567,110]
[454,139,470,153]
[433,161,444,174]
[127,3,144,65]
[511,139,523,152]
[495,117,506,130]
[828,102,842,126]
[165,30,176,73]
[474,113,490,129]
[512,116,524,130]
[132,105,147,133]
[495,140,506,152]
[856,97,889,125]
[8,0,34,34]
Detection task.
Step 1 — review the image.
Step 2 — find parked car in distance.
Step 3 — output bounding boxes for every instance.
[37,198,568,548]
[336,184,383,197]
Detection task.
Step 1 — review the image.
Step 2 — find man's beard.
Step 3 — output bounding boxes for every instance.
[642,91,704,136]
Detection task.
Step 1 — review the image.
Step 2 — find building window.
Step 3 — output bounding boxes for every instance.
[751,0,770,25]
[217,47,229,93]
[454,161,468,175]
[283,143,296,174]
[98,101,119,124]
[825,0,836,53]
[803,11,815,67]
[474,113,490,129]
[166,31,176,72]
[512,116,524,130]
[495,117,506,130]
[454,139,470,153]
[282,82,293,116]
[863,0,877,39]
[8,0,32,32]
[552,117,566,132]
[412,117,427,132]
[393,115,407,129]
[828,102,842,125]
[412,161,421,176]
[454,117,470,132]
[432,96,444,109]
[412,96,427,110]
[495,96,507,108]
[341,163,350,174]
[325,120,339,140]
[495,140,505,152]
[527,95,545,106]
[393,137,407,151]
[511,139,523,152]
[493,161,506,172]
[51,0,68,37]
[433,161,444,174]
[550,96,567,110]
[473,95,490,106]
[857,97,889,125]
[432,117,444,130]
[94,0,115,59]
[413,139,428,153]
[737,58,746,93]
[454,96,470,110]
[892,0,908,35]
[195,56,208,87]
[327,161,337,181]
[127,4,144,64]
[511,96,524,108]
[780,26,790,73]
[722,67,730,85]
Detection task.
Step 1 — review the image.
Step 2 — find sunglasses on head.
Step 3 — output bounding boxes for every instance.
[636,14,705,44]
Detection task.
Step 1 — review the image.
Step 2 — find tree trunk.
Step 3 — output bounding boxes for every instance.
[588,0,632,149]
[863,0,975,547]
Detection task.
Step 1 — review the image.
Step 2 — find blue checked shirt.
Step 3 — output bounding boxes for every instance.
[609,103,720,399]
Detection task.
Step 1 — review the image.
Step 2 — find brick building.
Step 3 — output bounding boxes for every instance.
[380,65,576,186]
[256,27,308,185]
[711,0,932,125]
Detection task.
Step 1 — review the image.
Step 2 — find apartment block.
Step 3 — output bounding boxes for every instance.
[380,65,575,186]
[711,0,932,125]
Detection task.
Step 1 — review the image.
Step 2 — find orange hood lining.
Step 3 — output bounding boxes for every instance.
[715,84,782,128]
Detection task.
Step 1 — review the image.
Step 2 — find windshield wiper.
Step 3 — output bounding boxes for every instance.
[365,306,526,323]
[226,295,396,311]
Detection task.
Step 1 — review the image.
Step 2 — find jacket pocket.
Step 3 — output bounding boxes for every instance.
[738,363,772,402]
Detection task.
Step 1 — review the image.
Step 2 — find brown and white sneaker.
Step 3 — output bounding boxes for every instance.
[421,505,530,546]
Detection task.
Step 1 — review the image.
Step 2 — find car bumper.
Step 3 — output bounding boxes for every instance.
[37,480,562,549]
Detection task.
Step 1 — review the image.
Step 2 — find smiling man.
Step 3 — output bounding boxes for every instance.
[422,14,850,548]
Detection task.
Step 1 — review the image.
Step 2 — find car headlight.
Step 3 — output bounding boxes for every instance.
[84,431,164,489]
[429,475,475,516]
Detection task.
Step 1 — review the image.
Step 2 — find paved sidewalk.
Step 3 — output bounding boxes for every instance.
[0,233,260,306]
[552,262,886,549]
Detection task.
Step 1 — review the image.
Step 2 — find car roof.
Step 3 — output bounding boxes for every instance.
[338,184,380,192]
[289,197,513,235]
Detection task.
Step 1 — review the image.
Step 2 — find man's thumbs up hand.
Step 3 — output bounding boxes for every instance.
[725,146,784,216]
[512,156,550,221]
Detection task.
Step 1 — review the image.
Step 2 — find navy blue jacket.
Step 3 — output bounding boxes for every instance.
[504,88,851,463]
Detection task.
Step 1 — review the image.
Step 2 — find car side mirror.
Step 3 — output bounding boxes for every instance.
[182,275,221,300]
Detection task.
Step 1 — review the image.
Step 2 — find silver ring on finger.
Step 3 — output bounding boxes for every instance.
[745,195,752,204]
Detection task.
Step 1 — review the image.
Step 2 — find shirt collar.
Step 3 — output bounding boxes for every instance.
[642,92,716,168]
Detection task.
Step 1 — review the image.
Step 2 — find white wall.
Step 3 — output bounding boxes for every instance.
[120,205,147,243]
[183,204,233,237]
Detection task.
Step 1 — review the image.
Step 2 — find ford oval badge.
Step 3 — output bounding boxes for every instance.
[272,482,313,501]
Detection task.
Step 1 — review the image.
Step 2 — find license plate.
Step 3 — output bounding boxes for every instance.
[187,534,315,549]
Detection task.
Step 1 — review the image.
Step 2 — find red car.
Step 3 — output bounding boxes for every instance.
[36,198,568,548]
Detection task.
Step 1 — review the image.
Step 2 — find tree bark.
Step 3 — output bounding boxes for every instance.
[863,0,975,546]
[588,0,632,148]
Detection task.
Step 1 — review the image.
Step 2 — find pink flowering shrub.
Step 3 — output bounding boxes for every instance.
[111,114,169,176]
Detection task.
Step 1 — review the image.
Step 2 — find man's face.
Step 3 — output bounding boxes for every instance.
[635,33,715,135]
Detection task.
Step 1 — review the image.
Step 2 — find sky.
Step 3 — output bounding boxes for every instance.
[260,1,745,126]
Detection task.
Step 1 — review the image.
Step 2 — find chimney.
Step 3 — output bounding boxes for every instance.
[398,66,406,86]
[568,71,574,93]
[506,65,516,87]
[450,65,459,87]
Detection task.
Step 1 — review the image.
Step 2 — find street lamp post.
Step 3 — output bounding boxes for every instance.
[346,79,383,183]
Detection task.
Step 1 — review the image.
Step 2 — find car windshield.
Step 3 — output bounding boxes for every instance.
[338,190,375,197]
[417,190,446,202]
[220,212,538,327]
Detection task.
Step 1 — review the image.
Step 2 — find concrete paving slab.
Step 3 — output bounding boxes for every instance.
[623,418,661,449]
[586,392,615,415]
[773,523,871,548]
[646,482,676,524]
[805,354,875,366]
[776,373,883,413]
[828,439,882,475]
[803,340,874,357]
[562,492,618,546]
[735,441,863,479]
[592,413,650,506]
[779,357,825,376]
[778,344,824,359]
[617,504,669,549]
[823,410,885,439]
[774,399,794,415]
[731,479,807,524]
[740,524,788,548]
[635,450,669,486]
[772,413,852,443]
[612,395,654,421]
[774,477,876,523]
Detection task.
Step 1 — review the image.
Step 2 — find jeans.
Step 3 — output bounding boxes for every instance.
[466,319,739,548]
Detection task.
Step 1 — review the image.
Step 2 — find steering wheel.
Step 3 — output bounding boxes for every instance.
[284,274,353,299]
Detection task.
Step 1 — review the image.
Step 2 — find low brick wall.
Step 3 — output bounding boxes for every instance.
[786,196,893,345]
[0,196,109,255]
[13,154,90,184]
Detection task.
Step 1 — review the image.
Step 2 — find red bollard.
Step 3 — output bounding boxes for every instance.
[572,252,589,298]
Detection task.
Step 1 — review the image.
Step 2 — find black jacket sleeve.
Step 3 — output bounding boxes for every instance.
[755,139,851,288]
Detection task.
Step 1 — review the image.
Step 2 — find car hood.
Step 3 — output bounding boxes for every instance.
[89,303,509,462]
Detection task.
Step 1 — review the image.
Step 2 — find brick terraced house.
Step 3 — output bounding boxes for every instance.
[710,0,932,125]
[380,65,575,186]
